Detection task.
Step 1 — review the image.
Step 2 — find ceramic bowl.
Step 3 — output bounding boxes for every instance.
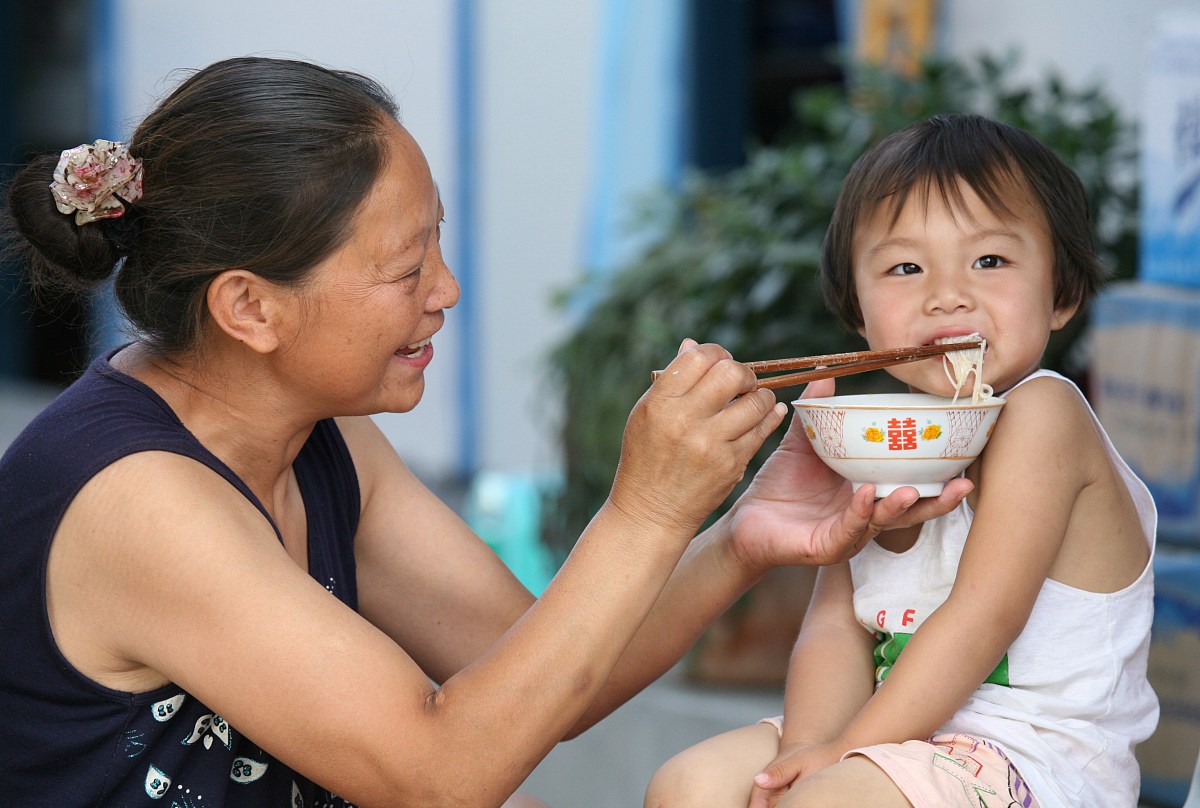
[792,393,1006,497]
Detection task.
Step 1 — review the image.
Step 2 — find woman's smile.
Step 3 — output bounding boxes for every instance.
[396,337,432,359]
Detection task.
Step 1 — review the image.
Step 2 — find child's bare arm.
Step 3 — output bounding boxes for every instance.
[780,563,876,747]
[747,563,875,803]
[833,377,1096,748]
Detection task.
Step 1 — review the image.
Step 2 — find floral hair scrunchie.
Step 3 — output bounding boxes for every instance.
[49,139,144,225]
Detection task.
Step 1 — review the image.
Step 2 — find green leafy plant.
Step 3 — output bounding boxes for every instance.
[545,53,1138,552]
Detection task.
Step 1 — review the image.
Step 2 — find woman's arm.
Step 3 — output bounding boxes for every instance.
[347,415,536,685]
[348,375,975,741]
[49,342,784,808]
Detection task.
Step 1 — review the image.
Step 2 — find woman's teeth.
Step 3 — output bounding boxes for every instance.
[398,338,430,358]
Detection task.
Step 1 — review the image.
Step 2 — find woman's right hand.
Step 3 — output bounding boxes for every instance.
[606,339,787,537]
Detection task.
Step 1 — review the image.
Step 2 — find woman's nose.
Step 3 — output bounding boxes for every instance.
[428,257,461,311]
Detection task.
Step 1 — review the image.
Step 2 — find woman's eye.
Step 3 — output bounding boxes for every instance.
[394,266,422,283]
[887,262,921,276]
[973,255,1007,269]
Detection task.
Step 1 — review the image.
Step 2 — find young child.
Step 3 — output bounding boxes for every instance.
[644,113,1158,808]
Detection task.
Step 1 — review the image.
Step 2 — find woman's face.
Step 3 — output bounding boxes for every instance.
[280,121,460,416]
[851,179,1074,396]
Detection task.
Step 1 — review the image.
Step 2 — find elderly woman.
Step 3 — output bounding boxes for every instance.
[0,56,968,807]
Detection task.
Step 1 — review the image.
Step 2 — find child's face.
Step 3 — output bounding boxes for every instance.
[851,179,1076,396]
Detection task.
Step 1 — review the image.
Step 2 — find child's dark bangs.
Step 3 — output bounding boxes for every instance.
[881,123,1025,230]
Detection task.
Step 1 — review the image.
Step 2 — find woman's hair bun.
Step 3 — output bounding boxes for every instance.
[4,152,123,291]
[4,57,400,354]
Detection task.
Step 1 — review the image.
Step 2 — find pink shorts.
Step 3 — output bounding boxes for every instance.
[759,718,1041,808]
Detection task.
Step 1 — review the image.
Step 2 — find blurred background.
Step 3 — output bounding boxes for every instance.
[2,1,1199,805]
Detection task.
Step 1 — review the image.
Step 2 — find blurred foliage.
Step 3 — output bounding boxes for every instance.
[544,52,1139,550]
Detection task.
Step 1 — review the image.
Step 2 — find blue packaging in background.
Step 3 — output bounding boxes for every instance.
[1138,548,1200,807]
[1139,12,1200,288]
[1090,282,1200,546]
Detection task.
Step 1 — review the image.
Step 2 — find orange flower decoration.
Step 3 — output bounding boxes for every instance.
[922,424,942,441]
[863,427,884,443]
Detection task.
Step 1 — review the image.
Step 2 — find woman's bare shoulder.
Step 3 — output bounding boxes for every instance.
[47,450,288,690]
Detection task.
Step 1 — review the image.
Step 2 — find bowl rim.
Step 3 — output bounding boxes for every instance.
[791,393,1005,410]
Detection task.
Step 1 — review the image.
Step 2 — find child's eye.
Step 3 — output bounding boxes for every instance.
[973,255,1007,269]
[886,262,922,276]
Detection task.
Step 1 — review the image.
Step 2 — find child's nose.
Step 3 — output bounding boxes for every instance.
[924,273,974,314]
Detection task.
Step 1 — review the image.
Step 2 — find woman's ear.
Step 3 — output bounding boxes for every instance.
[206,270,290,354]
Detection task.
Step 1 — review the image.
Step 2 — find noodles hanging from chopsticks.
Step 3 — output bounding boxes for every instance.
[937,334,993,404]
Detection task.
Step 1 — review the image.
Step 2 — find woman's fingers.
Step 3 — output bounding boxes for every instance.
[656,342,784,439]
[613,343,787,531]
[833,478,972,558]
[644,344,747,415]
[798,377,835,400]
[651,341,741,398]
[891,477,973,527]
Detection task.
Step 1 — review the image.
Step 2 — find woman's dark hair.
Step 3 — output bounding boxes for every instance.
[820,113,1109,331]
[4,56,399,353]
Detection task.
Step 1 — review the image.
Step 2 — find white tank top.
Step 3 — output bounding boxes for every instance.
[848,369,1159,808]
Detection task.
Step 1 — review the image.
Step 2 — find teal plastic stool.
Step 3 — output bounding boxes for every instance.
[464,471,560,596]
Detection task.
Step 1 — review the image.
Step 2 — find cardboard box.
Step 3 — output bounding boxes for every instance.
[1139,11,1200,288]
[1090,282,1200,545]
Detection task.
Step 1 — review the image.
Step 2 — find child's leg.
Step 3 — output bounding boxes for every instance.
[775,756,913,808]
[780,734,1041,808]
[643,722,779,808]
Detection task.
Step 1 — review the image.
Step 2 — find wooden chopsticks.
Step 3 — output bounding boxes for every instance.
[650,341,982,391]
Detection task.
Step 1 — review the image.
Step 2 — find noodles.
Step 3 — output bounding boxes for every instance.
[936,333,993,404]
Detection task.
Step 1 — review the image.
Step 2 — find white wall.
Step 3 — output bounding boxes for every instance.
[115,1,462,476]
[473,0,602,476]
[106,0,1186,485]
[941,0,1190,117]
[109,0,603,479]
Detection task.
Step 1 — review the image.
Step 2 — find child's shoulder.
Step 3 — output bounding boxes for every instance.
[1002,368,1079,398]
[997,371,1089,423]
[983,371,1099,461]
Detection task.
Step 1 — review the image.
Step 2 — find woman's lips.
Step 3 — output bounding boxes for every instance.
[396,337,431,358]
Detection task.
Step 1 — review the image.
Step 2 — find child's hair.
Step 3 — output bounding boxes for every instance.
[3,56,400,354]
[820,113,1109,331]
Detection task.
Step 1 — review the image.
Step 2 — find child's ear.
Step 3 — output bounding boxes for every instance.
[1050,301,1080,331]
